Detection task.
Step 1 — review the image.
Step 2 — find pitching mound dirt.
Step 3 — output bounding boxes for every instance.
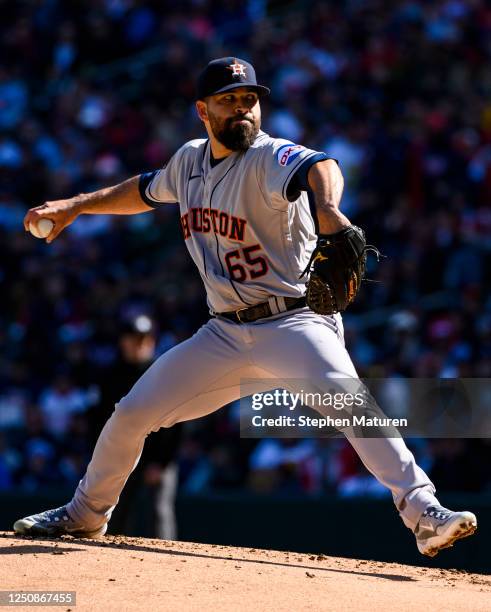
[0,532,489,611]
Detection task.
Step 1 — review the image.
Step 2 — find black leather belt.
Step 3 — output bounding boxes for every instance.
[217,296,306,324]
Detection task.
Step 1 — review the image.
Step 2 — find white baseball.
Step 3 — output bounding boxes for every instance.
[29,218,54,239]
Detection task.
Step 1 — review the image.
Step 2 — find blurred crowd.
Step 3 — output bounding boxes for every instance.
[1,0,490,506]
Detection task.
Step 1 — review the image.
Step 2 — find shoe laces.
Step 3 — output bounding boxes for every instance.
[422,505,451,521]
[41,506,70,523]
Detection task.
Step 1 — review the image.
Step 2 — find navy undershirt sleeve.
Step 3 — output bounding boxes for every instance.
[286,153,338,201]
[138,170,160,207]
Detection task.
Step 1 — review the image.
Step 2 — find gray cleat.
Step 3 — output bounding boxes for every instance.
[415,505,477,557]
[13,506,107,538]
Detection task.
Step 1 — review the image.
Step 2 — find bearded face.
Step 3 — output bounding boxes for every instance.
[207,107,260,151]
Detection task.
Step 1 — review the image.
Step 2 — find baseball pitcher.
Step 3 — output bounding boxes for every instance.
[16,57,477,557]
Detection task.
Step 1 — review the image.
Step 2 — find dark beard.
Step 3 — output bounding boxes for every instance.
[212,116,259,151]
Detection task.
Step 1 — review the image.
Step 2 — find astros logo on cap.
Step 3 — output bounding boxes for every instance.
[228,60,246,78]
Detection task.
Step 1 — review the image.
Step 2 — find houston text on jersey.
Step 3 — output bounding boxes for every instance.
[181,207,247,242]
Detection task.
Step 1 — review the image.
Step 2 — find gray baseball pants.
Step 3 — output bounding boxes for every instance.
[67,308,438,532]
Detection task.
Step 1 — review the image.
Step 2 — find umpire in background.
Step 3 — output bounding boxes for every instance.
[87,314,182,539]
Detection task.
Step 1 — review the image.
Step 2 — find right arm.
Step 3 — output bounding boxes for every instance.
[23,175,154,243]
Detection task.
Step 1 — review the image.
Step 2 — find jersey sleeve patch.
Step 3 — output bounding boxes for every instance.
[276,144,306,167]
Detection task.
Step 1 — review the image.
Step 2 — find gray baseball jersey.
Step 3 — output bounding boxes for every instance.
[139,130,328,313]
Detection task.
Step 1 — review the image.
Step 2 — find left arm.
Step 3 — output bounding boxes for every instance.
[302,159,369,315]
[307,159,351,234]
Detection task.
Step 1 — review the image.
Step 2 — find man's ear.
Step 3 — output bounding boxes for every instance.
[196,100,208,123]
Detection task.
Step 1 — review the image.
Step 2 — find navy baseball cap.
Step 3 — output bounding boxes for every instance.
[196,57,270,100]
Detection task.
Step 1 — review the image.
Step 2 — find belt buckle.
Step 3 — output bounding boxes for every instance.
[235,307,248,323]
